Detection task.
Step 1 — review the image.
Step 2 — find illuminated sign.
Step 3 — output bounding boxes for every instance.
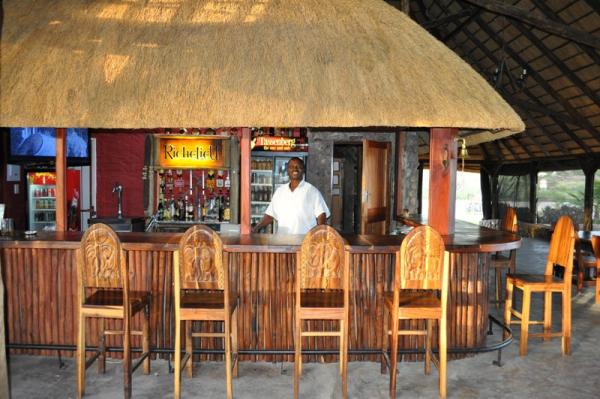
[154,136,230,169]
[251,136,303,151]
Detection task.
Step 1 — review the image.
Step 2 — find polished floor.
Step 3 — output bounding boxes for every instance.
[7,237,600,398]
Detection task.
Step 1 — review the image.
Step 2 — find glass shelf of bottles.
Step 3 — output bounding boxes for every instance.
[155,168,231,223]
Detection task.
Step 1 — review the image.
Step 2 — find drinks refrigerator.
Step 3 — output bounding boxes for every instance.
[251,152,308,233]
[27,169,81,231]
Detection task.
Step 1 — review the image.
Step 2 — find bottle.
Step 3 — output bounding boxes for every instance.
[225,173,231,189]
[216,170,224,188]
[218,196,224,222]
[223,197,231,222]
[186,196,194,221]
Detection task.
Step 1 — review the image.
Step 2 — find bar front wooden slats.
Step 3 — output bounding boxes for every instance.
[0,224,519,362]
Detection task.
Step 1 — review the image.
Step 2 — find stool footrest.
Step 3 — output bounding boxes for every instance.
[301,331,341,337]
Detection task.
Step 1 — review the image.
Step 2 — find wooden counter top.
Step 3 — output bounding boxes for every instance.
[0,221,520,253]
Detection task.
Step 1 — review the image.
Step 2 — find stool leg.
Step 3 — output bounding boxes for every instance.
[495,268,502,310]
[596,265,600,304]
[503,281,514,341]
[562,289,572,355]
[232,307,239,378]
[174,318,181,399]
[425,319,432,375]
[339,319,344,376]
[341,316,348,399]
[76,312,86,399]
[98,318,105,374]
[123,317,132,399]
[543,291,552,342]
[389,315,399,399]
[294,316,303,399]
[143,303,151,374]
[185,321,193,378]
[381,307,389,374]
[225,315,233,399]
[439,314,447,399]
[519,288,531,356]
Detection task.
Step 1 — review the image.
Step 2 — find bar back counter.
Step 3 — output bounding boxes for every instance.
[0,221,520,362]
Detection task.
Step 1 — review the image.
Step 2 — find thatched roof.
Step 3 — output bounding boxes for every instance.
[0,0,523,137]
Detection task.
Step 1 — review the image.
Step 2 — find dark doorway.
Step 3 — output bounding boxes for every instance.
[333,144,362,234]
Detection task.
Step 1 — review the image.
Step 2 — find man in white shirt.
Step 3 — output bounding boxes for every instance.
[252,157,330,234]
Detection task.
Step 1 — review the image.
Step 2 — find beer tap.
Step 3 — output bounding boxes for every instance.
[112,182,123,219]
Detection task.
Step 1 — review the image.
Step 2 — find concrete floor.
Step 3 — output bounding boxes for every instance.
[7,237,600,398]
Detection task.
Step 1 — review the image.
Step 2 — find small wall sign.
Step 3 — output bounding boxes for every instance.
[154,135,230,169]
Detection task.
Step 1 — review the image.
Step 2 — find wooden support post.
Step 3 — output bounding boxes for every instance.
[240,128,251,235]
[480,166,492,220]
[56,128,67,232]
[582,163,597,231]
[529,165,538,224]
[428,128,458,234]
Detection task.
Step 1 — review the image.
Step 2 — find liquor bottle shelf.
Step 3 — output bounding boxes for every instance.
[251,169,273,173]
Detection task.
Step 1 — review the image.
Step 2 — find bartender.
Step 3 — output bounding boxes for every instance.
[252,157,329,234]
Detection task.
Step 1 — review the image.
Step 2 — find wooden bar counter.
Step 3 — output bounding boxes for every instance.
[0,221,520,362]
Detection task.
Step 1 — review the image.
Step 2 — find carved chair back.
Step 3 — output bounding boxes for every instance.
[298,225,347,290]
[545,215,576,285]
[177,225,224,291]
[500,207,518,233]
[78,223,125,290]
[396,225,446,291]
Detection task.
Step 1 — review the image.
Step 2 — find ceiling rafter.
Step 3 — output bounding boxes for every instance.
[469,12,600,145]
[530,0,600,74]
[511,22,600,108]
[462,0,600,49]
[442,15,568,157]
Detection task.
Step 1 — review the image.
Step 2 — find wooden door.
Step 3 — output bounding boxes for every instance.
[360,140,391,234]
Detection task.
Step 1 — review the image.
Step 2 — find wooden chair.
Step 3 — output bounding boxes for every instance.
[173,225,238,399]
[490,207,518,309]
[504,215,576,356]
[381,225,449,399]
[589,235,600,304]
[76,223,151,399]
[573,232,598,294]
[294,225,349,399]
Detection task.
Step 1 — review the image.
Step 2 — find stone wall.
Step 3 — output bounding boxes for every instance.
[396,131,420,215]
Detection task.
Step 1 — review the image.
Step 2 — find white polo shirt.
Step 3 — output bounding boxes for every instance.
[265,180,330,235]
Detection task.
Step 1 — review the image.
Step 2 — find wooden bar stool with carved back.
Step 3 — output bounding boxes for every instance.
[504,215,576,356]
[490,207,518,309]
[294,225,349,399]
[76,223,151,399]
[381,225,450,399]
[173,225,239,399]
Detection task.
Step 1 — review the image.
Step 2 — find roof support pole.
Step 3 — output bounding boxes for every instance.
[580,161,597,232]
[428,128,458,234]
[56,128,67,232]
[480,167,492,220]
[240,128,252,235]
[529,165,538,224]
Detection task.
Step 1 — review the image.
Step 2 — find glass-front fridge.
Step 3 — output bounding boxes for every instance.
[27,170,81,231]
[250,152,308,233]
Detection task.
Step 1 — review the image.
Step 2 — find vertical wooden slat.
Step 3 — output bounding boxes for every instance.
[56,128,67,232]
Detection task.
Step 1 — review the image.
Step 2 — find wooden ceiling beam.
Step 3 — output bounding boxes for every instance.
[530,0,600,74]
[510,135,535,159]
[448,21,567,157]
[471,14,600,144]
[499,138,521,161]
[423,8,473,29]
[462,0,600,49]
[512,20,600,108]
[479,143,492,160]
[442,9,481,41]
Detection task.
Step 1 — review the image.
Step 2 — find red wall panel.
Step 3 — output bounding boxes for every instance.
[95,131,147,217]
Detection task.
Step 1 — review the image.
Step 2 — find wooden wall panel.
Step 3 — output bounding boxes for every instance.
[1,247,491,362]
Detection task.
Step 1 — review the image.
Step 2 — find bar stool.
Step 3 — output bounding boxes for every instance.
[504,215,576,356]
[173,225,238,399]
[294,225,349,399]
[490,207,518,309]
[381,225,449,399]
[76,223,151,399]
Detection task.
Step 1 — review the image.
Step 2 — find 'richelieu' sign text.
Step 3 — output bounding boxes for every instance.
[154,136,230,169]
